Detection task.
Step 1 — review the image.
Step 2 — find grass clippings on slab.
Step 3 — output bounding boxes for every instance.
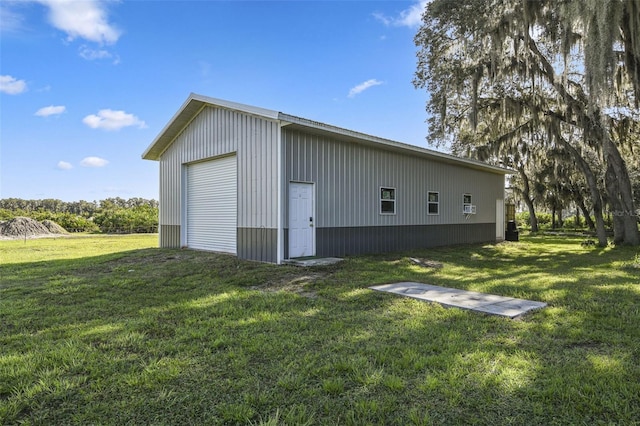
[1,234,639,425]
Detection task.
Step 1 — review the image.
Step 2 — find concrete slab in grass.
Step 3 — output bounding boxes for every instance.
[370,282,546,319]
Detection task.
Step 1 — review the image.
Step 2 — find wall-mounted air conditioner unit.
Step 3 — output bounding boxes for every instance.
[463,205,477,214]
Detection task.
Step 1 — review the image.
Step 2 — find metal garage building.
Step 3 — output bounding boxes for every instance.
[142,93,510,264]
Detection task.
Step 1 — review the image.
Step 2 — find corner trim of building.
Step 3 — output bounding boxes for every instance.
[276,122,284,264]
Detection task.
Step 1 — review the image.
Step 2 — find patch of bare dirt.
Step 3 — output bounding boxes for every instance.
[251,273,328,299]
[409,257,444,269]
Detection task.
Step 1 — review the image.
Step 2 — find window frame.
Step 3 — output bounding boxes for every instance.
[463,193,473,213]
[380,187,396,215]
[427,191,439,215]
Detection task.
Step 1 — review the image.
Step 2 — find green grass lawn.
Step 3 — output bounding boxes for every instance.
[1,234,639,425]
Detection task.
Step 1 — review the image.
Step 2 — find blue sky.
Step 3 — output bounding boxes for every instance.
[1,0,429,202]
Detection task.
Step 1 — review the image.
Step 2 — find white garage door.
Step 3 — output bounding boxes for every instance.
[186,155,237,253]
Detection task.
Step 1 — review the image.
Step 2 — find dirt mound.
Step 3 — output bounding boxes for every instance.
[41,219,68,234]
[0,217,52,237]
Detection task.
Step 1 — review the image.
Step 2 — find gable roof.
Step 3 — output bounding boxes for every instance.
[142,93,511,175]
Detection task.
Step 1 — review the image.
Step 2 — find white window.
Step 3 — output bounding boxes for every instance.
[463,193,473,214]
[380,187,396,215]
[428,191,439,215]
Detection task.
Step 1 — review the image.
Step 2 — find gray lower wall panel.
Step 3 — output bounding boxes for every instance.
[160,225,181,248]
[161,225,276,262]
[167,224,492,261]
[313,223,496,258]
[238,227,277,263]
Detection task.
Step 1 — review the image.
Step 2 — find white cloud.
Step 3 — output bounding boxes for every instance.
[78,45,120,64]
[57,160,73,170]
[0,5,25,34]
[36,0,121,44]
[79,45,110,59]
[82,109,147,131]
[374,0,428,28]
[348,79,384,98]
[80,156,109,167]
[35,105,66,117]
[0,75,27,94]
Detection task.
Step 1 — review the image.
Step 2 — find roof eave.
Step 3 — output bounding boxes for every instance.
[142,94,203,161]
[278,113,513,175]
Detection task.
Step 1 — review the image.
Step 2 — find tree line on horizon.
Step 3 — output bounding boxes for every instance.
[0,197,159,234]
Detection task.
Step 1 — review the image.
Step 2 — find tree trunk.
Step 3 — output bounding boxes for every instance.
[577,198,596,231]
[620,1,640,106]
[517,166,539,232]
[557,208,563,228]
[605,161,626,244]
[604,136,640,245]
[557,137,608,245]
[525,198,538,232]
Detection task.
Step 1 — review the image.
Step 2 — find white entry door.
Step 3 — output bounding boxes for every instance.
[289,182,315,258]
[496,199,505,241]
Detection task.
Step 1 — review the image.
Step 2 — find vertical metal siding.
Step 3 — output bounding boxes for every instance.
[159,225,180,247]
[283,128,504,228]
[158,106,279,254]
[237,228,277,263]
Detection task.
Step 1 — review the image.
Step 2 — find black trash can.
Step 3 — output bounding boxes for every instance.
[505,220,519,241]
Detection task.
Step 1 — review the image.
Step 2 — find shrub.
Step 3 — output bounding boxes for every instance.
[0,208,16,221]
[516,211,551,228]
[515,211,529,225]
[92,205,158,233]
[536,212,553,227]
[28,211,99,233]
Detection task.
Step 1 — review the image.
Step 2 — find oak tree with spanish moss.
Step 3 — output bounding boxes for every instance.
[414,0,639,245]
